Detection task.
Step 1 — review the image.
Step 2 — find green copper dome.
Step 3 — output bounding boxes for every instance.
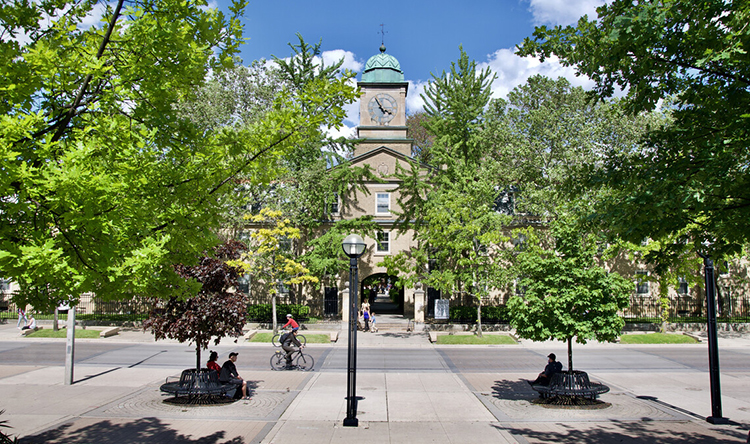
[361,45,404,83]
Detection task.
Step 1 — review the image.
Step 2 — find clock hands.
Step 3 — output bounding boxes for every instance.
[374,97,393,115]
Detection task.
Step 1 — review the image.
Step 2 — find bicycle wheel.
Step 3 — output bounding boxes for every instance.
[297,334,307,347]
[271,333,281,347]
[295,352,314,371]
[270,351,286,371]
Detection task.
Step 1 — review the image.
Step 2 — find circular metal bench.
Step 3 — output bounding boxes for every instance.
[160,368,238,400]
[531,370,609,400]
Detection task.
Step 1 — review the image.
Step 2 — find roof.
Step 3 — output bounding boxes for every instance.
[361,45,404,83]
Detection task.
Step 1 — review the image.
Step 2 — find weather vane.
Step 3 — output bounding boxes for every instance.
[379,24,387,46]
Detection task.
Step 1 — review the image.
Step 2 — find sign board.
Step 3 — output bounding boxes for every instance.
[434,299,449,320]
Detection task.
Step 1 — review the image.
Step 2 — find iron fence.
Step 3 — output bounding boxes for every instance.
[0,292,153,323]
[622,294,750,323]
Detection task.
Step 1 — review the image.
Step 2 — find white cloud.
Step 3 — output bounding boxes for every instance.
[406,80,428,115]
[321,49,363,73]
[479,48,595,99]
[527,0,606,26]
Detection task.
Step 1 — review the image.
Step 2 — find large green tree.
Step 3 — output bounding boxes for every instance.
[507,217,632,371]
[385,48,513,335]
[482,75,667,217]
[517,0,750,260]
[0,1,355,309]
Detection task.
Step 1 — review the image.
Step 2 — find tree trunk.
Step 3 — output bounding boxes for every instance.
[196,344,201,372]
[53,308,59,331]
[567,337,573,372]
[272,291,278,334]
[476,297,483,338]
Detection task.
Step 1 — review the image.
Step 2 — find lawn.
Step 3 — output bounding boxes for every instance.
[436,334,517,345]
[619,333,699,344]
[25,328,102,339]
[248,332,331,344]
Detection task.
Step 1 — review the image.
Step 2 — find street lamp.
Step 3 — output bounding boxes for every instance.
[698,245,728,424]
[342,233,366,427]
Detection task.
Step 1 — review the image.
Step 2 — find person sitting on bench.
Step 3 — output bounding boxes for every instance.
[528,353,563,386]
[219,352,248,399]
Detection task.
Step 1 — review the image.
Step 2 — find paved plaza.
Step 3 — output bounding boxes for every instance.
[0,322,749,443]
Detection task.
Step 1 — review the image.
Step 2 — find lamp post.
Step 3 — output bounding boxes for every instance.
[697,250,727,424]
[342,233,366,427]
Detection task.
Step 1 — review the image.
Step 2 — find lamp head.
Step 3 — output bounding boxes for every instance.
[342,234,366,258]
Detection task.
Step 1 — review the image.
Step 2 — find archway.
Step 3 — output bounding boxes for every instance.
[361,273,403,315]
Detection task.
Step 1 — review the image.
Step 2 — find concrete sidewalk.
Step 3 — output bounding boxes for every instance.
[0,322,748,443]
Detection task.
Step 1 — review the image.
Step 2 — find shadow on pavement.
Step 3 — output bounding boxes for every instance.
[21,418,246,444]
[491,379,539,401]
[496,419,749,443]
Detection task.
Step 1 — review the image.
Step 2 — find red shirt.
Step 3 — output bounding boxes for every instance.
[282,318,299,329]
[207,361,221,372]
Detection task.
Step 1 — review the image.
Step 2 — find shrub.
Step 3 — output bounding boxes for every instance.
[246,304,310,322]
[448,305,509,323]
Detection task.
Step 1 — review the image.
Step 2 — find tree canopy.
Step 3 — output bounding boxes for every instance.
[507,218,632,370]
[0,1,356,309]
[517,0,750,260]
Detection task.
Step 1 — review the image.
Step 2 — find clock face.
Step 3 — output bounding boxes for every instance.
[368,93,398,125]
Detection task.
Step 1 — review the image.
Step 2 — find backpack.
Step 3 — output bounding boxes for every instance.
[279,332,290,345]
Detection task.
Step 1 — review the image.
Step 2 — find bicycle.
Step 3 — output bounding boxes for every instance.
[270,348,314,371]
[272,332,306,347]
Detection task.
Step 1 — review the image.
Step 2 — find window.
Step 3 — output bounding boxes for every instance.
[512,234,527,252]
[279,236,292,252]
[677,277,689,295]
[377,231,390,253]
[376,193,390,214]
[636,271,649,294]
[329,192,339,215]
[237,274,250,295]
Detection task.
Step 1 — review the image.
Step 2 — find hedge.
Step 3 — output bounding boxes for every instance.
[448,305,510,323]
[246,304,310,323]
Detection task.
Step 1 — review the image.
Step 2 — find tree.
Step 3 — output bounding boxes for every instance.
[230,209,318,333]
[482,75,666,217]
[517,0,750,260]
[604,234,702,332]
[144,240,248,371]
[0,2,357,311]
[507,217,632,371]
[405,112,435,163]
[386,48,513,335]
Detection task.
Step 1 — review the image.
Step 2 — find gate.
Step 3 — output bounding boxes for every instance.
[324,287,339,317]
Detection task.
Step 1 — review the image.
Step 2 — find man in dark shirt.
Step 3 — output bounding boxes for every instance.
[281,328,303,368]
[219,352,248,399]
[528,353,563,386]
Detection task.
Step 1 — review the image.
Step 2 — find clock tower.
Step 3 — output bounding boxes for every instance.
[356,45,411,157]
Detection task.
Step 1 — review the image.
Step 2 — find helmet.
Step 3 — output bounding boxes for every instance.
[286,314,292,318]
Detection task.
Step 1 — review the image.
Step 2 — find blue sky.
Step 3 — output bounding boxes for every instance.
[215,0,606,134]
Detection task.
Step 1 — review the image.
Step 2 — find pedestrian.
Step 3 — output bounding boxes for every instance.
[363,307,370,332]
[17,308,27,329]
[21,315,36,331]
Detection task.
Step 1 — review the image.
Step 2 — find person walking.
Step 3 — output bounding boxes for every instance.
[17,308,27,329]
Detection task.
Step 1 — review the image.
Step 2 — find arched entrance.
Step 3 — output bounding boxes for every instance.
[361,273,403,315]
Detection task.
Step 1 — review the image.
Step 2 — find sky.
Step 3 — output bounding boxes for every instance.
[215,0,607,136]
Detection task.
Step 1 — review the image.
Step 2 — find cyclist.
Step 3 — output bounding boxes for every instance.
[281,327,303,369]
[281,313,299,331]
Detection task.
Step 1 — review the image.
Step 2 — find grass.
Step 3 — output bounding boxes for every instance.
[436,334,517,345]
[248,332,331,343]
[619,333,699,344]
[25,328,102,339]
